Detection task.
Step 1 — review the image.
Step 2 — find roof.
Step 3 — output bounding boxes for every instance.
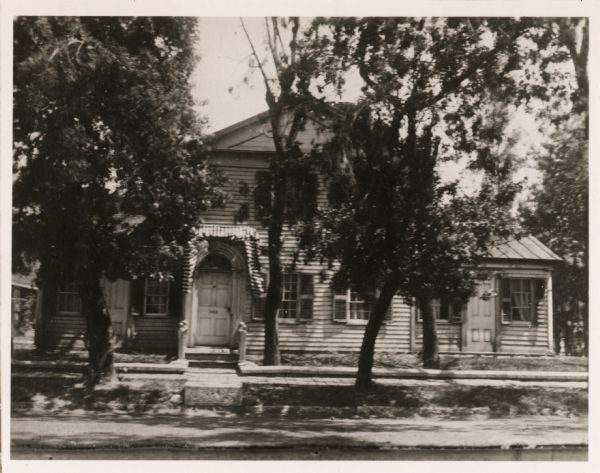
[488,235,562,262]
[211,109,333,153]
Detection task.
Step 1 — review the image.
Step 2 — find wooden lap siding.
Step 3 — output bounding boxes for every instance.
[243,285,412,354]
[413,321,462,353]
[411,273,551,354]
[42,279,178,352]
[131,317,178,353]
[44,314,88,349]
[499,292,549,354]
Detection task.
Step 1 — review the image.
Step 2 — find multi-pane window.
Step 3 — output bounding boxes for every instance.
[252,273,314,321]
[501,278,545,323]
[57,282,81,316]
[280,273,313,321]
[144,279,170,316]
[131,277,173,317]
[416,299,465,322]
[333,289,387,323]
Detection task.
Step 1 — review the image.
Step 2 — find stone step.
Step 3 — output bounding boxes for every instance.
[187,359,237,369]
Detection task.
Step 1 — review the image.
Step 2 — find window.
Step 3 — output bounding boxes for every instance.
[501,278,545,323]
[333,289,389,323]
[252,273,314,322]
[280,273,313,321]
[57,282,81,316]
[144,279,170,316]
[132,277,173,317]
[416,299,465,323]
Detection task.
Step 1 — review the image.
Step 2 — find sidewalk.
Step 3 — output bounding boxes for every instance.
[11,413,587,451]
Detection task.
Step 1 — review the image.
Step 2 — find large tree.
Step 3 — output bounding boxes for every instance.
[304,17,548,387]
[13,17,225,383]
[240,18,324,365]
[520,18,588,355]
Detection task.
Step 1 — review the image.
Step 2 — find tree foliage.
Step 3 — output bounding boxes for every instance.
[240,18,325,365]
[302,17,560,387]
[520,18,588,355]
[13,17,225,382]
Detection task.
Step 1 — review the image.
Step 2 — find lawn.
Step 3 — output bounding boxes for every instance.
[263,352,589,372]
[242,382,588,418]
[13,348,174,364]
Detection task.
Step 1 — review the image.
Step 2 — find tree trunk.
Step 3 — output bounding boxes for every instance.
[355,279,399,390]
[419,296,440,369]
[263,219,283,365]
[80,270,116,385]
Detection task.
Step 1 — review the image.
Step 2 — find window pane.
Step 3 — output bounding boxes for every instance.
[333,300,347,320]
[348,290,372,320]
[299,299,313,319]
[57,284,81,315]
[145,279,169,315]
[280,300,296,319]
[280,273,298,319]
[299,274,313,295]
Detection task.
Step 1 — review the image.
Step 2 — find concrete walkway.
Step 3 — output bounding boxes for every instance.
[11,413,588,451]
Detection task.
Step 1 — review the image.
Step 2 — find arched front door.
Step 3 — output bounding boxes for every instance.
[194,254,232,346]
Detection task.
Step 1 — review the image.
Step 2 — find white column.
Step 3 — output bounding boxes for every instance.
[547,273,554,353]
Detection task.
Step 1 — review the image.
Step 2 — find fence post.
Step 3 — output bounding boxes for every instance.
[237,321,247,362]
[177,320,188,360]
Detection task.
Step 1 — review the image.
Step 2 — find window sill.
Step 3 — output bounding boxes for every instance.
[133,313,171,318]
[279,318,313,324]
[502,320,536,327]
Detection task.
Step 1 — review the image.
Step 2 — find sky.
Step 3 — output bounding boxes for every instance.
[192,18,271,133]
[193,17,362,133]
[192,17,547,198]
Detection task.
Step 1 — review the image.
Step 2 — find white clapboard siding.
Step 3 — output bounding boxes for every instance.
[498,282,549,354]
[44,315,87,348]
[244,294,412,354]
[413,322,462,352]
[203,152,414,354]
[132,316,178,352]
[44,278,129,349]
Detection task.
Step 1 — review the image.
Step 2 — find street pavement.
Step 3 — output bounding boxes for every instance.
[11,412,587,458]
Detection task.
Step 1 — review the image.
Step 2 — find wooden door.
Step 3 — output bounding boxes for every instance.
[463,279,495,352]
[194,271,232,346]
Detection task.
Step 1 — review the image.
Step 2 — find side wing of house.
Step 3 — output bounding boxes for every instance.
[412,236,560,355]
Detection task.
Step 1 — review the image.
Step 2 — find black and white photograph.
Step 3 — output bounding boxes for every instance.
[2,1,595,468]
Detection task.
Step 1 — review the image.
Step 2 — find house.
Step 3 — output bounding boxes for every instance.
[34,111,561,356]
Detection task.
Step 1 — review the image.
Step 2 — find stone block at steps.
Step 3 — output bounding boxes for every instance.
[183,383,242,407]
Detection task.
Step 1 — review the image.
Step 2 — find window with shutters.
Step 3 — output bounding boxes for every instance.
[252,273,314,322]
[416,299,465,323]
[501,278,545,324]
[57,282,81,316]
[333,289,389,324]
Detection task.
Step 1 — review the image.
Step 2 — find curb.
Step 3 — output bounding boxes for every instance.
[237,362,588,382]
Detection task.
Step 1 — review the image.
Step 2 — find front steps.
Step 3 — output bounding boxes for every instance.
[182,346,242,406]
[184,346,238,369]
